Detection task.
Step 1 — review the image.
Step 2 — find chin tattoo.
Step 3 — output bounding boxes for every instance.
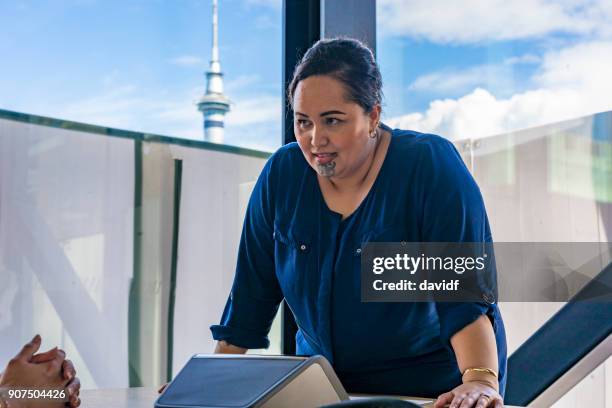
[317,161,336,177]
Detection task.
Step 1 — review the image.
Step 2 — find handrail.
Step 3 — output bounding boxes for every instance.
[0,108,272,159]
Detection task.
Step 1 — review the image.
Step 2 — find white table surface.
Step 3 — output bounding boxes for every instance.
[80,387,522,407]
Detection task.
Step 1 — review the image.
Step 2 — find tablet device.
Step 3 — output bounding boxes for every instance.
[155,354,349,408]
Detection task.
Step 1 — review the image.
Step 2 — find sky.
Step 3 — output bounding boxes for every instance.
[1,0,611,151]
[0,0,284,150]
[377,0,612,140]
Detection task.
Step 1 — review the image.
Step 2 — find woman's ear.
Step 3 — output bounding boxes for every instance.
[369,104,382,130]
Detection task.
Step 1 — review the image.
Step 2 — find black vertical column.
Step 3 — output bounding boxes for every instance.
[282,0,320,146]
[281,0,320,355]
[280,0,376,355]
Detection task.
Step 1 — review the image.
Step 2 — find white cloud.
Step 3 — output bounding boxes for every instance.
[504,54,541,66]
[377,0,612,43]
[41,73,281,148]
[169,55,205,67]
[1,55,280,149]
[408,53,543,95]
[254,14,279,30]
[225,119,281,152]
[535,41,612,89]
[386,87,582,140]
[55,85,147,129]
[43,79,204,139]
[224,74,261,93]
[409,64,507,93]
[386,41,612,140]
[225,95,281,126]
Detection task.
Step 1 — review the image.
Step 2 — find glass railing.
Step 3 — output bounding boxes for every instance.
[452,111,611,352]
[453,111,611,407]
[0,109,274,389]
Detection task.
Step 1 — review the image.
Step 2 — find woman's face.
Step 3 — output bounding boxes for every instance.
[292,75,379,179]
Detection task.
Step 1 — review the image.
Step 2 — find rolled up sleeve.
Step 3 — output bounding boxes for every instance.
[210,156,284,349]
[419,136,496,349]
[435,302,495,349]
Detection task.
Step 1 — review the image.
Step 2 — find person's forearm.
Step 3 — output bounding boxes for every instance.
[450,314,499,391]
[214,340,248,354]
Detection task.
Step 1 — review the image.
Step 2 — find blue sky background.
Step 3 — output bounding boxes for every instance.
[1,0,611,151]
[379,35,542,114]
[0,0,284,149]
[376,0,612,140]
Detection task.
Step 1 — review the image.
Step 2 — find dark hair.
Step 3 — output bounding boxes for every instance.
[287,37,383,114]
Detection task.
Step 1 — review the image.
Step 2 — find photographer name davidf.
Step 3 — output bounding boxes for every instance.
[372,279,460,291]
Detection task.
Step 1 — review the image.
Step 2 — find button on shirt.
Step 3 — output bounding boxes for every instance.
[211,125,507,397]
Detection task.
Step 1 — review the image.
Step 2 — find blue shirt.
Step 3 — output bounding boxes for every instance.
[211,124,507,397]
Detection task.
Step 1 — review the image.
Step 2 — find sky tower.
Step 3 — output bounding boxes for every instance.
[198,0,231,143]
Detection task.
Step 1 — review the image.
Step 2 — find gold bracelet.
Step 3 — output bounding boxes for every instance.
[462,367,498,378]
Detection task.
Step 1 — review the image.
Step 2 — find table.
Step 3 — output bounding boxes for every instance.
[81,387,522,407]
[80,388,433,407]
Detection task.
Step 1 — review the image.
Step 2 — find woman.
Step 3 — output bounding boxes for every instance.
[210,38,507,408]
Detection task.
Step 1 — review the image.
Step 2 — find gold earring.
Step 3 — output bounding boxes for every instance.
[369,123,379,138]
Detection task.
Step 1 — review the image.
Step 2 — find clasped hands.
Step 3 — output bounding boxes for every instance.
[0,335,81,408]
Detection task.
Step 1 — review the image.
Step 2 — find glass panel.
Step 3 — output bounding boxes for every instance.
[162,143,276,375]
[0,112,280,388]
[377,3,612,403]
[0,0,283,387]
[469,113,612,353]
[0,0,282,151]
[552,356,611,408]
[0,116,135,388]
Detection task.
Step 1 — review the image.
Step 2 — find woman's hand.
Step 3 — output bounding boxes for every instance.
[0,335,68,407]
[31,347,81,407]
[434,381,503,408]
[0,335,81,407]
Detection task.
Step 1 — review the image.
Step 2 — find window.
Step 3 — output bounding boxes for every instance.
[0,0,282,151]
[376,3,612,406]
[376,0,612,140]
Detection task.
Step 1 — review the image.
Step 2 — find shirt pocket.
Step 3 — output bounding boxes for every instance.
[273,223,312,253]
[345,225,410,299]
[353,224,409,257]
[272,221,314,298]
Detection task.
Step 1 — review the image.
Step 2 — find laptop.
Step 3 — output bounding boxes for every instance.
[155,354,349,408]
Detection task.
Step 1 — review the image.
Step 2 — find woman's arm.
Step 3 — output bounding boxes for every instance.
[434,315,503,407]
[214,340,248,354]
[210,153,283,350]
[419,137,505,406]
[450,315,499,390]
